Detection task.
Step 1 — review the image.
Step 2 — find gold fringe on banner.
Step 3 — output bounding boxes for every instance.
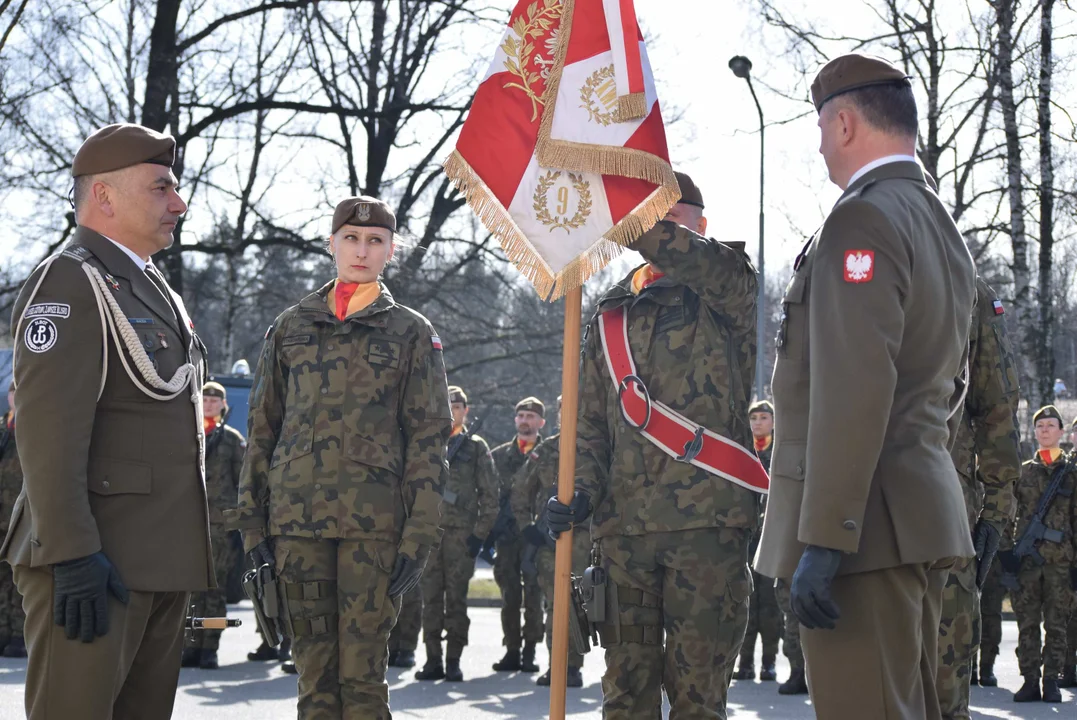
[617,92,647,121]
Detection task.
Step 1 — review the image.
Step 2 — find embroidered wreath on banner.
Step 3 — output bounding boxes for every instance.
[533,170,592,232]
[580,65,624,126]
[501,0,563,122]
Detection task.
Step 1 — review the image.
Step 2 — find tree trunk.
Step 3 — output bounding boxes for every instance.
[1035,0,1055,407]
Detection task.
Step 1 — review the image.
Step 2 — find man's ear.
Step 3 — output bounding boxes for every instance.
[697,215,708,236]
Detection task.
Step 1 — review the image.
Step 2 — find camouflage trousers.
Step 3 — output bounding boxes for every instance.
[1068,608,1077,667]
[388,586,422,655]
[419,527,475,659]
[0,560,25,642]
[740,569,780,663]
[596,528,751,720]
[978,556,1005,666]
[274,536,401,720]
[1012,563,1075,678]
[534,527,591,671]
[185,528,239,651]
[773,578,803,671]
[493,537,544,649]
[936,557,979,720]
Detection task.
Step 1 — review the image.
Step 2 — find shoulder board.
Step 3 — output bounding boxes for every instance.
[60,245,92,263]
[834,180,878,210]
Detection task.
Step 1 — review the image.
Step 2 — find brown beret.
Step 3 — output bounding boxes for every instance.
[448,386,468,405]
[332,196,397,234]
[811,53,911,112]
[72,124,176,177]
[202,381,227,400]
[515,397,545,417]
[748,400,774,416]
[1034,405,1064,427]
[674,171,704,209]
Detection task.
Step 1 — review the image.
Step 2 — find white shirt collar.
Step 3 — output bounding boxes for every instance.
[102,235,148,271]
[847,154,919,188]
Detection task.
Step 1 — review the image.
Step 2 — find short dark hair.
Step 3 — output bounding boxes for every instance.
[72,175,92,211]
[839,83,918,139]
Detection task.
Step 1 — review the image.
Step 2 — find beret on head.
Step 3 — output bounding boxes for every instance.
[202,382,227,400]
[515,396,545,417]
[72,124,176,177]
[448,386,468,406]
[810,53,912,112]
[674,171,704,209]
[1034,405,1064,427]
[332,196,397,234]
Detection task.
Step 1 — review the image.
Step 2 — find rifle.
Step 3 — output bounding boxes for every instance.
[998,453,1074,591]
[186,617,242,630]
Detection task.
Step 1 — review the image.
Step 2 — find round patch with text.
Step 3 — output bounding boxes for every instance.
[24,317,58,353]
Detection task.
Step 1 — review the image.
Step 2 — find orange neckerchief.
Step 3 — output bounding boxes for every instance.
[630,265,665,295]
[328,280,381,321]
[450,425,465,437]
[3,413,12,431]
[1038,447,1063,466]
[204,417,219,435]
[518,437,537,455]
[754,435,772,453]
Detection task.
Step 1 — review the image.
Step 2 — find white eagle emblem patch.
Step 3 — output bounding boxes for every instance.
[844,250,875,283]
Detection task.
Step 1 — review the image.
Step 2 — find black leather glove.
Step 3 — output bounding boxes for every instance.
[972,519,1001,589]
[247,539,274,570]
[546,491,591,540]
[521,523,547,547]
[466,534,483,559]
[790,544,843,630]
[388,554,424,598]
[52,551,129,643]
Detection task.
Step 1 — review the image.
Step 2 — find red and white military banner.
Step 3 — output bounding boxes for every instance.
[444,0,678,299]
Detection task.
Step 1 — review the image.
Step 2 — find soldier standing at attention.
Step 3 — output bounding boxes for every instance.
[735,400,781,683]
[234,196,452,719]
[490,397,546,673]
[182,381,246,670]
[414,385,498,682]
[935,277,1020,720]
[1008,405,1077,704]
[754,54,977,720]
[548,171,768,718]
[3,124,214,720]
[0,381,27,658]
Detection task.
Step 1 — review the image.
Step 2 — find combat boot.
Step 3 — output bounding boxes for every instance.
[1059,665,1077,688]
[199,650,219,670]
[281,661,297,674]
[1013,675,1041,702]
[567,666,584,688]
[979,657,998,687]
[521,642,539,673]
[733,658,755,681]
[493,647,521,672]
[415,657,445,681]
[247,640,279,661]
[970,658,978,686]
[391,650,416,668]
[445,658,463,682]
[1041,676,1062,703]
[279,637,292,663]
[181,647,201,668]
[1,636,26,658]
[536,669,551,686]
[760,654,777,681]
[778,667,809,695]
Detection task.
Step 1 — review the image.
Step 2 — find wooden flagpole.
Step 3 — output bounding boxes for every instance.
[550,286,582,719]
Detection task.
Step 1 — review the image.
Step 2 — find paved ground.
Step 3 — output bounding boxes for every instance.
[0,599,1071,719]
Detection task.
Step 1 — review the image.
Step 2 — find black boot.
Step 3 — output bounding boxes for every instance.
[247,640,279,662]
[279,638,292,663]
[567,666,584,688]
[760,654,777,681]
[1059,664,1077,688]
[536,668,551,686]
[445,658,463,682]
[521,643,539,673]
[970,658,978,686]
[181,647,201,668]
[199,650,219,670]
[415,657,445,681]
[1042,676,1062,703]
[979,657,998,687]
[1013,675,1041,702]
[281,661,297,674]
[778,667,809,695]
[1,636,26,658]
[493,647,521,672]
[733,658,755,681]
[390,650,416,668]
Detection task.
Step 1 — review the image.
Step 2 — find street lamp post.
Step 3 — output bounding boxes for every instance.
[729,55,766,402]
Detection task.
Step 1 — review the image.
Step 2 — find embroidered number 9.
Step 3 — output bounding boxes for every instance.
[556,186,569,216]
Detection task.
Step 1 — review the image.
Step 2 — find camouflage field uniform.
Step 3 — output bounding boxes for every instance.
[0,414,25,648]
[511,433,591,671]
[185,422,246,652]
[937,277,1020,718]
[773,579,802,673]
[492,439,545,652]
[978,554,1006,668]
[576,221,759,719]
[740,441,780,674]
[388,586,422,657]
[1010,452,1077,680]
[235,282,451,719]
[421,428,498,661]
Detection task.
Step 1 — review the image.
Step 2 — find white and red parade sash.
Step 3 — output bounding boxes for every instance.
[444,0,678,300]
[599,305,771,494]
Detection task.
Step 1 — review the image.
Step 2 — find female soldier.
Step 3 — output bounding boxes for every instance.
[235,196,452,719]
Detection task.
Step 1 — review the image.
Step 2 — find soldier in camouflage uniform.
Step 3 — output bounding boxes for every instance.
[510,396,589,688]
[0,381,26,658]
[490,397,546,673]
[549,173,764,719]
[935,277,1020,719]
[387,587,422,669]
[234,196,452,719]
[415,386,498,682]
[975,551,1005,686]
[735,400,781,683]
[182,382,246,669]
[1008,405,1077,704]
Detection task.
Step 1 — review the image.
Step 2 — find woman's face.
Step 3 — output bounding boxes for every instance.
[330,225,395,284]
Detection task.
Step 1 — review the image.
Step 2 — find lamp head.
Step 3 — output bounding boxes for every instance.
[729,55,753,79]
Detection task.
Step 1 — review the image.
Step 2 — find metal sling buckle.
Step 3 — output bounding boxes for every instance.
[617,374,652,430]
[676,427,705,464]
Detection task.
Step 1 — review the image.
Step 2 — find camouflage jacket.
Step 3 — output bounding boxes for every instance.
[576,220,760,538]
[511,433,560,528]
[442,429,499,536]
[492,436,541,502]
[234,282,452,560]
[950,277,1020,533]
[0,415,22,536]
[1012,452,1077,566]
[205,422,245,530]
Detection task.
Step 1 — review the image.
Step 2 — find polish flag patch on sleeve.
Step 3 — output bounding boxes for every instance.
[431,335,443,351]
[993,299,1005,315]
[844,250,875,283]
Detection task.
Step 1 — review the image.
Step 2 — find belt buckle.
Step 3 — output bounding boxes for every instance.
[676,427,705,464]
[617,374,651,430]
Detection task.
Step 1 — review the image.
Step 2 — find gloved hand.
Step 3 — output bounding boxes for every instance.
[972,519,1001,589]
[546,491,591,540]
[790,544,843,630]
[247,539,274,570]
[465,534,483,559]
[521,523,547,547]
[52,551,129,643]
[388,554,424,598]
